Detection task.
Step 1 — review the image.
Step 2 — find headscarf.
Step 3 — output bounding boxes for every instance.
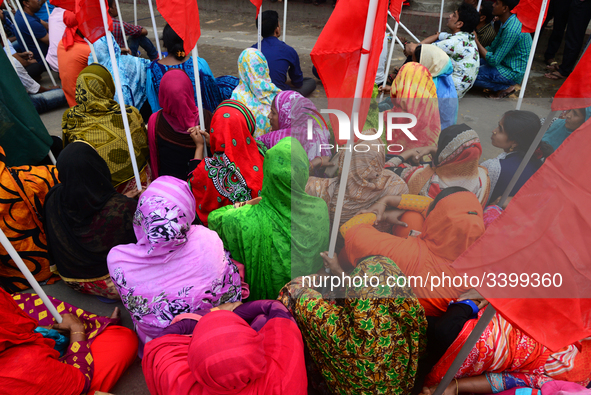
[256,91,331,160]
[189,100,265,226]
[148,69,200,179]
[404,124,490,207]
[231,48,281,138]
[107,176,242,356]
[142,310,307,395]
[91,33,150,109]
[542,107,591,150]
[306,133,409,227]
[388,62,441,150]
[62,64,149,188]
[208,137,329,300]
[44,142,137,279]
[419,45,458,129]
[344,191,485,316]
[62,10,85,51]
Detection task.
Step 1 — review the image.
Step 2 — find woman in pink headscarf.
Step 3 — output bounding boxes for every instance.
[107,176,245,357]
[257,90,331,161]
[147,69,213,180]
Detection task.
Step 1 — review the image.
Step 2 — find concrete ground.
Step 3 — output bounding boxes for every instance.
[33,2,580,393]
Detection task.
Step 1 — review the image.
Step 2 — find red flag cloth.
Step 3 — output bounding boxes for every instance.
[450,118,591,352]
[512,0,550,33]
[311,0,389,145]
[156,0,201,53]
[50,0,76,12]
[76,0,112,44]
[552,46,591,111]
[250,0,262,14]
[390,0,404,22]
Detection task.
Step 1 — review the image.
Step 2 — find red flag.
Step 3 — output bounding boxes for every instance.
[156,0,201,53]
[512,0,550,33]
[390,0,404,22]
[552,46,591,111]
[250,0,262,14]
[450,117,591,352]
[312,0,389,144]
[50,0,76,12]
[76,0,112,44]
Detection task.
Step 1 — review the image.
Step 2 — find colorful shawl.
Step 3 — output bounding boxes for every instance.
[426,307,591,389]
[394,124,490,207]
[306,134,409,228]
[189,100,265,226]
[231,48,281,137]
[0,147,59,292]
[542,108,591,150]
[388,62,441,150]
[107,176,242,356]
[91,33,150,110]
[148,69,200,179]
[419,45,458,129]
[208,137,329,301]
[279,256,427,395]
[62,64,149,188]
[142,309,307,395]
[256,91,331,160]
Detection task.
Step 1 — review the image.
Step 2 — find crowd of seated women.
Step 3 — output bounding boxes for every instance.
[1,17,591,395]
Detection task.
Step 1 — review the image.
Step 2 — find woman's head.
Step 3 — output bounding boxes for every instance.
[237,49,273,98]
[163,24,186,61]
[418,44,449,77]
[159,69,198,132]
[209,100,256,153]
[268,97,280,131]
[75,64,116,103]
[564,108,589,131]
[491,110,540,153]
[434,123,481,166]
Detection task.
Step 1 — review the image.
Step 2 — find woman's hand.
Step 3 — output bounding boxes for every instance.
[52,314,84,332]
[357,200,387,224]
[189,127,207,147]
[310,156,326,169]
[233,197,262,208]
[212,301,243,312]
[491,195,512,210]
[458,288,489,310]
[381,208,408,227]
[124,186,147,199]
[320,251,344,276]
[378,85,392,94]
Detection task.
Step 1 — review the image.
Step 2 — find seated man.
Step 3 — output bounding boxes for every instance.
[416,3,480,99]
[14,0,49,63]
[252,10,316,97]
[107,0,159,61]
[476,1,497,48]
[473,0,532,99]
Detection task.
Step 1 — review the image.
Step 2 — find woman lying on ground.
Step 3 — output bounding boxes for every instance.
[44,142,139,299]
[142,300,307,395]
[208,137,329,300]
[62,64,151,195]
[0,288,138,395]
[107,176,245,357]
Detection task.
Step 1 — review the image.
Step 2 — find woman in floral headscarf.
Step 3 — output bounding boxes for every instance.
[231,48,281,137]
[107,176,244,357]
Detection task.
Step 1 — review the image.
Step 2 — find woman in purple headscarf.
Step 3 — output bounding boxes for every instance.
[257,91,331,161]
[107,176,246,357]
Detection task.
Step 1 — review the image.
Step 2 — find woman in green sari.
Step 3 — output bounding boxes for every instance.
[208,137,329,300]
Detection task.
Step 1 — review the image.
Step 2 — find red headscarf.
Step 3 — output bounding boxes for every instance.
[142,310,307,394]
[62,11,86,51]
[189,100,264,226]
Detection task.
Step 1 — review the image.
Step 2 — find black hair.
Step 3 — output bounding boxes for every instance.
[414,45,422,62]
[502,110,554,159]
[427,186,470,215]
[256,10,279,38]
[457,3,480,32]
[479,1,494,23]
[499,0,519,11]
[163,24,186,61]
[107,0,114,9]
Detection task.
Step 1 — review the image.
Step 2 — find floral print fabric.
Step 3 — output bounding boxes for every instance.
[433,32,480,99]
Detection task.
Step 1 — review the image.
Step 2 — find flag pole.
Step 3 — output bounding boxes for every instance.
[328,0,381,257]
[14,0,57,85]
[391,16,420,43]
[114,0,129,50]
[83,37,98,63]
[516,0,549,110]
[379,23,398,100]
[133,0,137,25]
[191,46,208,158]
[0,22,18,69]
[477,0,483,11]
[438,0,444,32]
[6,1,29,52]
[283,0,287,42]
[498,110,558,207]
[0,227,63,323]
[44,1,51,18]
[147,0,162,58]
[257,7,262,51]
[98,0,143,191]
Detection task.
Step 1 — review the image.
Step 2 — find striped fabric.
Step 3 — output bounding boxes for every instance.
[215,99,256,134]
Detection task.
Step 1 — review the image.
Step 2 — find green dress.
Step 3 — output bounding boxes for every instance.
[209,137,329,300]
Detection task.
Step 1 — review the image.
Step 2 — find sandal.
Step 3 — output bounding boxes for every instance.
[485,86,515,100]
[544,70,567,80]
[545,62,559,72]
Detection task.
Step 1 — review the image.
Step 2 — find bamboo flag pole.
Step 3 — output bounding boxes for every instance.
[191,46,208,158]
[13,0,57,85]
[328,0,380,257]
[98,0,142,191]
[283,0,287,42]
[147,0,162,58]
[257,7,262,51]
[7,0,30,52]
[0,227,62,323]
[114,0,129,49]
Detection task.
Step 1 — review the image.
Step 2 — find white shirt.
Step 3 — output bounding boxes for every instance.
[10,55,41,94]
[46,7,65,72]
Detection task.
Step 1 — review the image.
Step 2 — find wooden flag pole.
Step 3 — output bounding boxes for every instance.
[98,0,143,191]
[283,0,287,42]
[0,227,63,323]
[257,7,262,51]
[328,0,380,257]
[6,1,29,52]
[191,46,208,158]
[147,0,162,58]
[114,0,129,49]
[14,0,57,85]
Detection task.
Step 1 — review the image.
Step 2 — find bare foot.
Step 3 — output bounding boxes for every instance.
[110,306,121,320]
